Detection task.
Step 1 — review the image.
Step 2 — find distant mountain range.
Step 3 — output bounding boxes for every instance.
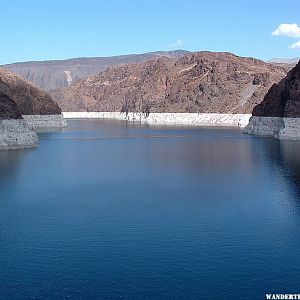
[2,51,297,93]
[268,57,300,64]
[1,50,189,91]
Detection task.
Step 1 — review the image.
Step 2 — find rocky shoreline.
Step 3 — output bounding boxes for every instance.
[244,61,300,139]
[244,116,300,140]
[22,114,67,130]
[0,114,68,150]
[63,112,252,128]
[0,67,68,150]
[0,119,38,150]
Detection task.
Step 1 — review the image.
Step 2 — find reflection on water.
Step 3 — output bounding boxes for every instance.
[280,140,300,177]
[0,148,33,183]
[1,119,300,299]
[279,140,300,195]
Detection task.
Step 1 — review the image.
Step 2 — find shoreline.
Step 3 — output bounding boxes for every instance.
[0,115,67,150]
[0,119,38,150]
[63,112,252,128]
[63,112,300,140]
[22,114,67,130]
[244,116,300,140]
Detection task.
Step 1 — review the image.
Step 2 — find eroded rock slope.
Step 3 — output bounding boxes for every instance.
[54,52,286,114]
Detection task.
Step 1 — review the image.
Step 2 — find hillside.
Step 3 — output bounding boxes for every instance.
[0,68,61,115]
[252,60,300,118]
[53,51,287,114]
[2,50,189,91]
[0,93,21,119]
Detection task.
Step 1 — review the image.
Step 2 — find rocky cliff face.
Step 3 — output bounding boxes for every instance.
[2,50,189,91]
[54,52,286,114]
[252,61,300,117]
[0,92,38,150]
[0,68,61,115]
[244,61,300,139]
[0,93,21,119]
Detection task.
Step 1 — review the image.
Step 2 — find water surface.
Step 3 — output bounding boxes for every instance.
[1,119,300,299]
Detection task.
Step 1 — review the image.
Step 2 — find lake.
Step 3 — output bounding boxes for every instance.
[1,119,300,299]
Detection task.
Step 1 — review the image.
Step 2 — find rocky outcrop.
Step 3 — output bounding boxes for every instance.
[253,60,300,118]
[0,68,61,115]
[53,52,286,114]
[0,68,67,149]
[0,93,21,119]
[0,67,67,129]
[243,116,284,136]
[2,50,189,91]
[0,93,37,150]
[244,61,300,139]
[0,119,38,150]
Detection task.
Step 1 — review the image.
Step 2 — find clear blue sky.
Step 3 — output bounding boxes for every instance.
[1,0,300,64]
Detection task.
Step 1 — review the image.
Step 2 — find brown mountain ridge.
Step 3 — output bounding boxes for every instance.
[52,51,287,114]
[2,50,189,91]
[0,68,61,115]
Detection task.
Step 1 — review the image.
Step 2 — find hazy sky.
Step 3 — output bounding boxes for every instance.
[1,0,300,64]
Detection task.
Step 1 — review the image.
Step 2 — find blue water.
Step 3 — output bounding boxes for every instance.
[1,119,300,299]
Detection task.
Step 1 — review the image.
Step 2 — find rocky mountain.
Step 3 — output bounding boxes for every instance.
[243,61,300,139]
[1,50,189,91]
[0,67,66,150]
[252,60,300,117]
[0,93,21,119]
[53,51,287,114]
[0,68,61,115]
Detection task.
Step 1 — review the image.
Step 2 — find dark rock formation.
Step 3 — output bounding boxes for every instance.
[0,93,21,119]
[0,68,61,115]
[53,51,286,113]
[252,61,300,117]
[2,50,189,91]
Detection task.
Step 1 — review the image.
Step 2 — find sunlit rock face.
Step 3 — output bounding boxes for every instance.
[52,51,286,114]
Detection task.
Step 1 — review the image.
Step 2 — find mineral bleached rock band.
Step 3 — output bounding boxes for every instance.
[63,112,300,140]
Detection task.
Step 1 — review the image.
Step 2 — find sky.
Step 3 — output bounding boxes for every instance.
[1,0,300,65]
